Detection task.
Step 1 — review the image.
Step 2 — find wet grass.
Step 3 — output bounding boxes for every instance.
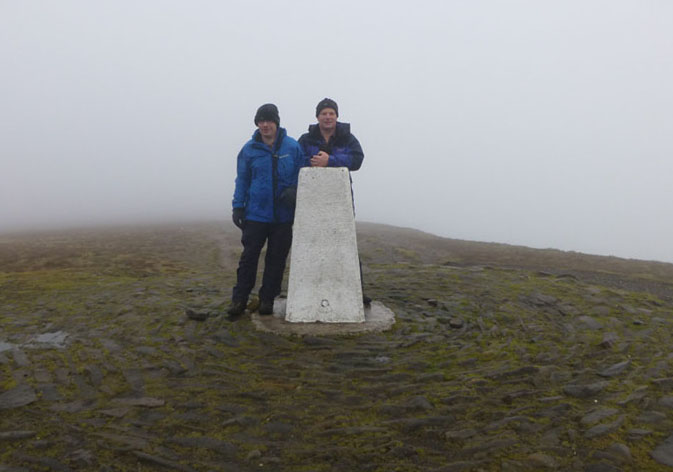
[1,222,673,470]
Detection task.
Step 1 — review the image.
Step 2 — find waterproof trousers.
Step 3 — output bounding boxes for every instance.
[232,221,292,303]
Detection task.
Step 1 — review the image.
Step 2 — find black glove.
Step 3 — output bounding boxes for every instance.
[279,187,297,209]
[232,208,245,229]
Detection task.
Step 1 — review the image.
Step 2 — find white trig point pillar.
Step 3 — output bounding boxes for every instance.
[286,167,365,323]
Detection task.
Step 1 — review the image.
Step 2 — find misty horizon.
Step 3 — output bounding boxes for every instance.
[2,216,671,267]
[2,1,672,263]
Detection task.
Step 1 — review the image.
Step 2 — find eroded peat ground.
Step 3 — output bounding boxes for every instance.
[2,222,673,471]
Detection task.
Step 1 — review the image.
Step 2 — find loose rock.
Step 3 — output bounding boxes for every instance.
[581,408,619,426]
[585,415,625,439]
[0,431,36,441]
[652,434,673,466]
[563,381,610,398]
[597,360,630,377]
[0,385,37,410]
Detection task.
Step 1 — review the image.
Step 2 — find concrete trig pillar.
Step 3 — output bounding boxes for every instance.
[286,167,365,323]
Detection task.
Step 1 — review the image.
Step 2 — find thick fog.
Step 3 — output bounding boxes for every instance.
[1,1,672,263]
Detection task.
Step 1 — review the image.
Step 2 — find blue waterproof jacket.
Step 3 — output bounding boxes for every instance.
[298,122,364,171]
[232,127,307,223]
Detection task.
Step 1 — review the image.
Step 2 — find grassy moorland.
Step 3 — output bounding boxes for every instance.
[1,221,673,471]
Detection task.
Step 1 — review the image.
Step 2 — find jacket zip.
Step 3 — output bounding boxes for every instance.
[249,129,283,223]
[271,133,282,223]
[272,151,278,222]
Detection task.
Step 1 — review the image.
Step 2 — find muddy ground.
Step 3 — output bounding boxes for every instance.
[2,221,673,471]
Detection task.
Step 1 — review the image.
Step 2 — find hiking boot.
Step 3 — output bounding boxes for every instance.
[259,299,274,315]
[226,300,246,319]
[363,295,372,308]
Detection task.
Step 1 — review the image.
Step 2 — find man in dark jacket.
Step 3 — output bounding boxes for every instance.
[298,98,364,171]
[227,103,306,319]
[298,98,370,307]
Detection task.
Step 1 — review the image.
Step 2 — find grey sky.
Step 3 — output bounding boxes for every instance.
[1,1,672,263]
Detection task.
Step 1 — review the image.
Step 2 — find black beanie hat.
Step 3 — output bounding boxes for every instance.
[254,103,280,127]
[316,98,338,117]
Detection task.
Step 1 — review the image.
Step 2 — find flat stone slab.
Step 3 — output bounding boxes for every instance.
[0,384,37,410]
[652,433,673,466]
[26,331,69,348]
[252,299,394,336]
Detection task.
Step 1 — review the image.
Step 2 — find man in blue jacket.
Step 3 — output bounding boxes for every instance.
[298,98,371,307]
[228,103,306,319]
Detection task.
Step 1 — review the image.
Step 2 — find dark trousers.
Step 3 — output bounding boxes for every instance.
[232,221,292,303]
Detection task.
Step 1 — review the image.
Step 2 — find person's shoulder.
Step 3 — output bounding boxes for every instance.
[240,134,267,158]
[283,135,302,148]
[240,138,258,152]
[297,129,317,148]
[336,121,351,132]
[336,122,356,138]
[335,122,360,145]
[302,124,321,141]
[241,129,260,147]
